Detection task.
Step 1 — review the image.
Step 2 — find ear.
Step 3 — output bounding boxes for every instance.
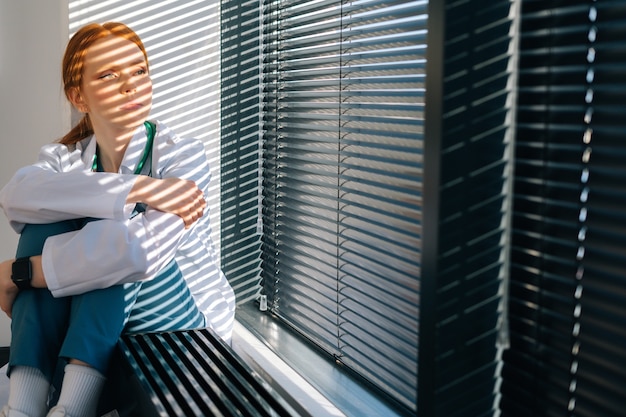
[68,87,89,113]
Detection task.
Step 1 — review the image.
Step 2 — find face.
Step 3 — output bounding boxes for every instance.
[71,35,152,133]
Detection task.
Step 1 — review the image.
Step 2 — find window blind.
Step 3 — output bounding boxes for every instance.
[502,1,626,416]
[424,1,517,416]
[261,0,424,412]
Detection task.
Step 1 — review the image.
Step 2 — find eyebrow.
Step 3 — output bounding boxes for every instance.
[94,58,147,73]
[128,58,147,67]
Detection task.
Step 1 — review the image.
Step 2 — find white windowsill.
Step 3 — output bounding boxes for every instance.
[232,302,406,417]
[232,321,347,417]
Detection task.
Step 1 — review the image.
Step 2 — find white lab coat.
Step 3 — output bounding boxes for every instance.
[0,121,235,340]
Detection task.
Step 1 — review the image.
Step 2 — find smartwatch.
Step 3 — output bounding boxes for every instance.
[11,257,32,290]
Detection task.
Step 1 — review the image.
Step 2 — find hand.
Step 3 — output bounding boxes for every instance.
[0,259,18,318]
[128,176,207,228]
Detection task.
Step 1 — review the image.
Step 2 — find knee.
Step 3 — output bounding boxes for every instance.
[16,220,84,258]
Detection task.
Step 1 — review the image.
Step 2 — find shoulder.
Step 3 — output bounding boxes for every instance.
[152,120,207,161]
[36,137,93,172]
[151,120,211,181]
[154,120,204,149]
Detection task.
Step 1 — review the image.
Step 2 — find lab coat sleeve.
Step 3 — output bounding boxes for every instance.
[42,136,212,297]
[0,144,136,233]
[42,209,185,295]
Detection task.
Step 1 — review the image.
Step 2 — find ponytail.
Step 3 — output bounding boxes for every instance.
[59,114,93,145]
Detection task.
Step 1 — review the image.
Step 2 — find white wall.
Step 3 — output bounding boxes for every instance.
[0,0,70,345]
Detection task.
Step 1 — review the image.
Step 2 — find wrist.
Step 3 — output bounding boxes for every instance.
[127,175,152,205]
[29,256,46,288]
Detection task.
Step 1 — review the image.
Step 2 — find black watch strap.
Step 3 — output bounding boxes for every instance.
[11,257,33,290]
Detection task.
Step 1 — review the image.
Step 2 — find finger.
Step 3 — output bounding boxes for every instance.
[186,205,204,228]
[184,212,195,229]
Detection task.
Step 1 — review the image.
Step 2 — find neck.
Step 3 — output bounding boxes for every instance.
[93,125,136,173]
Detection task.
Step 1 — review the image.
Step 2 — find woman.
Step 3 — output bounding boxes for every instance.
[0,22,235,417]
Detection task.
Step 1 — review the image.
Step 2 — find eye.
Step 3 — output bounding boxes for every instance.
[135,67,148,76]
[98,72,117,80]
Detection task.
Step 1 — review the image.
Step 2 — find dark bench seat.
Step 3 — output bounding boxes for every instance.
[117,327,302,417]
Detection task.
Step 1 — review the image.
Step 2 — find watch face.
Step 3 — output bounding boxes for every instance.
[11,257,32,290]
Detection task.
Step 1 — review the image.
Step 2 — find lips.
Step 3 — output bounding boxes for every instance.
[120,102,143,110]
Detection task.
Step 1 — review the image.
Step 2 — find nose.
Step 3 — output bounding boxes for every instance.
[121,75,137,94]
[123,83,136,95]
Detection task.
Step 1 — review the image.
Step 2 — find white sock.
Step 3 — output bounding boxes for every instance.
[54,364,106,417]
[7,366,49,417]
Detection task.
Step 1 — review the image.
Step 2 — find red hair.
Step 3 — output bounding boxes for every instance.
[59,22,149,145]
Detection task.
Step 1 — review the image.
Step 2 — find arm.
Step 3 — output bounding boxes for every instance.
[0,132,203,232]
[0,142,138,232]
[0,174,206,304]
[0,128,210,315]
[41,134,212,297]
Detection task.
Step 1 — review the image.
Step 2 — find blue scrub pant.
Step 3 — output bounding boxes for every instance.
[8,219,204,382]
